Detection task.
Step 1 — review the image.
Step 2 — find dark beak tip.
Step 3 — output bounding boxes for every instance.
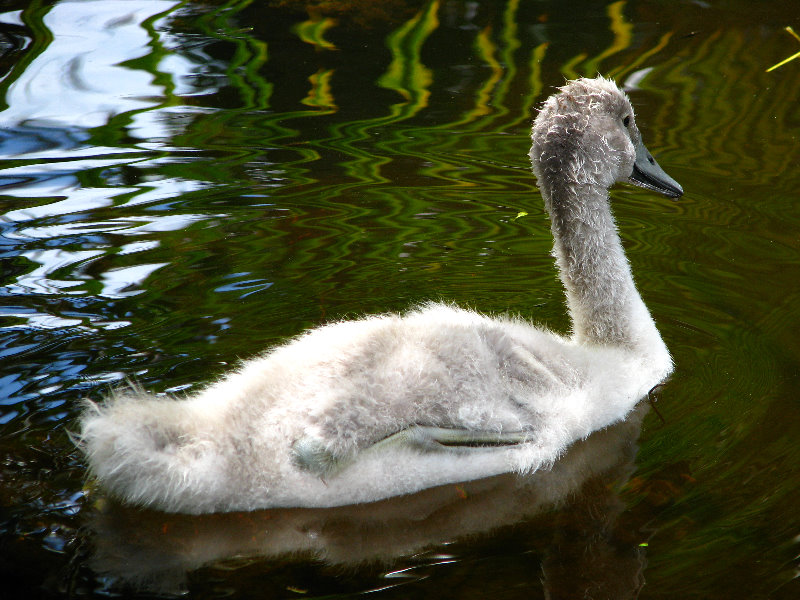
[630,159,683,199]
[664,183,684,200]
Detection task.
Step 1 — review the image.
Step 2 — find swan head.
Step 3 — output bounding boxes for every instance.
[530,76,683,210]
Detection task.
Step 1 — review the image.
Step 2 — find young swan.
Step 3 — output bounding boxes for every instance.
[78,77,682,514]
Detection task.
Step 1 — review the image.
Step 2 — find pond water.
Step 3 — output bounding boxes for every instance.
[1,0,799,598]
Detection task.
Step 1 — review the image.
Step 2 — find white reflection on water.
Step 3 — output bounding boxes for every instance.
[0,9,24,27]
[8,248,103,295]
[99,262,169,299]
[1,309,83,330]
[0,0,224,332]
[1,0,179,129]
[4,211,213,301]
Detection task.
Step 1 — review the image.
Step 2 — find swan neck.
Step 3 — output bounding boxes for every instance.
[546,181,658,347]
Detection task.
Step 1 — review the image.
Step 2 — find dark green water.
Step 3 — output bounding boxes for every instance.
[1,0,798,598]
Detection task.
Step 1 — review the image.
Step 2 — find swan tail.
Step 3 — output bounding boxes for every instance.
[75,390,226,513]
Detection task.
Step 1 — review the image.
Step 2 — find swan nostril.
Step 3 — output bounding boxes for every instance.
[648,155,655,164]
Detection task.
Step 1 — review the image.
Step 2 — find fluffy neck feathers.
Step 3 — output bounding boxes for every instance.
[544,177,657,348]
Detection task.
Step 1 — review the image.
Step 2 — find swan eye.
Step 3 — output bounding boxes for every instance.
[623,115,631,127]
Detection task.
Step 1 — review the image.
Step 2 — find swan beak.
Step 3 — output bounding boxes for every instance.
[629,138,683,198]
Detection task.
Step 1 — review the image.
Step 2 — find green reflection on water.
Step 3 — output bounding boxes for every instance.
[1,0,799,598]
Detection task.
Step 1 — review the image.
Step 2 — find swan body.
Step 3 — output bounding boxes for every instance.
[78,77,682,513]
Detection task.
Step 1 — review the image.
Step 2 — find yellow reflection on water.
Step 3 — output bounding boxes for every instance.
[379,0,439,117]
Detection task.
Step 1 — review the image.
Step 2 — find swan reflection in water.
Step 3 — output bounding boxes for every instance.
[86,405,671,599]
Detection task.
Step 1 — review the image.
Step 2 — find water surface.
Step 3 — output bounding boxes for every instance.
[1,1,799,598]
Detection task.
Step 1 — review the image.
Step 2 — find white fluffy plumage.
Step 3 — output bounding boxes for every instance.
[78,77,680,513]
